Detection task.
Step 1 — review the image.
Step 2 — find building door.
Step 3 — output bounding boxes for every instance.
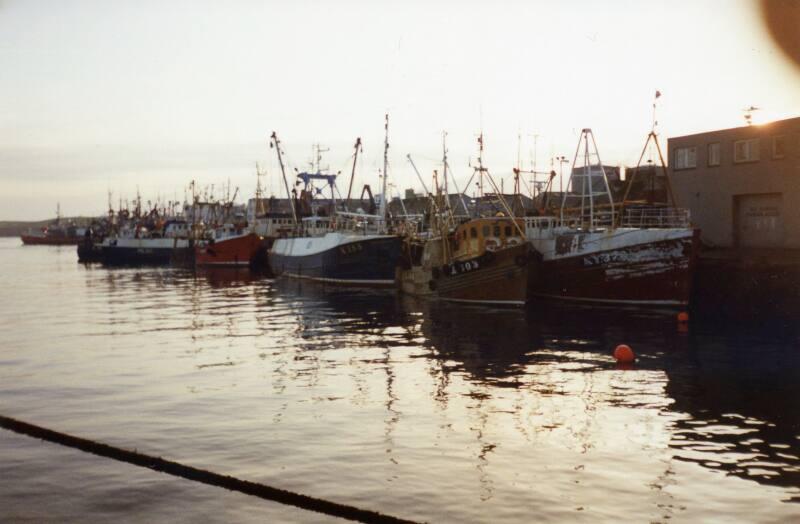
[734,193,784,248]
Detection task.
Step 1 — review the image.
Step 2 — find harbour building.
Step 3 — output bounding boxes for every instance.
[669,116,800,250]
[668,116,800,314]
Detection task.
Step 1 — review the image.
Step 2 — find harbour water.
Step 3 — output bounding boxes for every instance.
[1,237,799,523]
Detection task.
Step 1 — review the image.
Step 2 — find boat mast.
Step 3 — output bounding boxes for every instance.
[477,133,485,199]
[585,133,593,227]
[441,142,469,217]
[255,162,264,216]
[407,155,433,196]
[270,132,297,224]
[345,137,363,207]
[442,131,449,202]
[380,114,389,221]
[589,130,615,228]
[620,91,677,221]
[562,129,614,229]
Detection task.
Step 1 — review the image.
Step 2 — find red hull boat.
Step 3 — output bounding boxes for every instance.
[195,232,263,268]
[21,234,80,246]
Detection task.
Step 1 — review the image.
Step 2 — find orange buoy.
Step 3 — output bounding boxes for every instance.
[614,344,635,363]
[677,311,689,323]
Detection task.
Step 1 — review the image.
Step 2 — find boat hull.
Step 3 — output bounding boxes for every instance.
[101,238,191,266]
[21,235,79,246]
[269,233,402,287]
[431,243,530,306]
[528,228,699,306]
[77,240,103,262]
[195,233,262,268]
[400,240,530,306]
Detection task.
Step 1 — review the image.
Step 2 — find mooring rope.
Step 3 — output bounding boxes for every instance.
[0,414,420,524]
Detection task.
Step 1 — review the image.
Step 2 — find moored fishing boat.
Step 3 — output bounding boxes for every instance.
[21,204,83,245]
[524,128,698,306]
[101,220,191,266]
[270,217,402,285]
[525,215,698,305]
[400,216,531,305]
[267,116,403,287]
[400,133,531,305]
[21,230,81,246]
[195,224,263,268]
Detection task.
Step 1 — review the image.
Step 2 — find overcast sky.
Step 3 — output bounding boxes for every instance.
[2,0,799,220]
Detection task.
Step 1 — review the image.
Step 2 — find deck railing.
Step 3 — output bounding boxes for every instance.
[523,206,691,236]
[293,214,424,237]
[619,207,691,228]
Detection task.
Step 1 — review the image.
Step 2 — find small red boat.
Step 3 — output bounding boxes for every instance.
[195,226,263,268]
[21,233,80,246]
[20,205,83,246]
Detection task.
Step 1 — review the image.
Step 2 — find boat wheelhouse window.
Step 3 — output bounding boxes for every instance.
[482,225,490,236]
[493,226,500,237]
[505,226,512,236]
[470,227,477,238]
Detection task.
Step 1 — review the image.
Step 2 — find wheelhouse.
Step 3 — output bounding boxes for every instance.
[452,217,525,260]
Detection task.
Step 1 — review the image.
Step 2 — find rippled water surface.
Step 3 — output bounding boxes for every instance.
[1,237,799,523]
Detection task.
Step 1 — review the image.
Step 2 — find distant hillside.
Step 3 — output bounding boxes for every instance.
[0,217,94,237]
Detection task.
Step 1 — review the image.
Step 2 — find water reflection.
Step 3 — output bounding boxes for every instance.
[665,325,800,499]
[195,267,262,288]
[270,278,800,501]
[4,241,800,522]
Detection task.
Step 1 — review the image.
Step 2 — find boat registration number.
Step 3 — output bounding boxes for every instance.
[449,260,479,275]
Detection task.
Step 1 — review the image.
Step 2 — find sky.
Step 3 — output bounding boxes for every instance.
[1,0,799,220]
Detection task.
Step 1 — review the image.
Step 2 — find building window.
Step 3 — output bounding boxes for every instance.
[734,138,760,163]
[674,147,697,169]
[773,135,786,159]
[707,143,720,167]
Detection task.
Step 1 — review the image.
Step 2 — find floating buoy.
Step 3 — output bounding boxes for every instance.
[677,311,689,323]
[614,344,635,363]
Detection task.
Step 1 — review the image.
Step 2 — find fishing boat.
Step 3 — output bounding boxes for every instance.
[21,227,82,246]
[524,128,698,306]
[101,220,192,266]
[21,204,84,245]
[195,224,263,268]
[401,216,530,305]
[268,116,403,286]
[270,217,403,285]
[400,134,530,305]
